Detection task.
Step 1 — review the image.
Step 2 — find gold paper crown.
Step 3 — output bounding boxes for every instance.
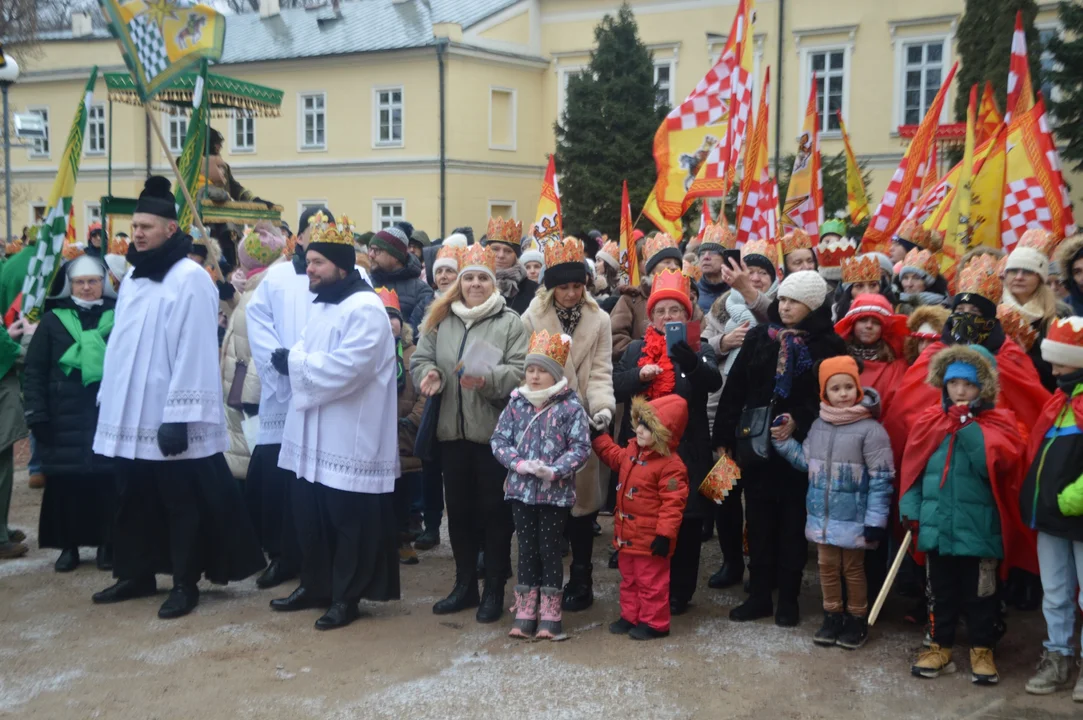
[61,241,85,261]
[817,235,858,268]
[956,253,1003,303]
[644,233,678,261]
[461,243,496,273]
[901,247,939,279]
[1046,316,1083,348]
[544,236,586,268]
[841,255,881,285]
[997,304,1040,351]
[108,235,129,256]
[1017,228,1057,258]
[282,234,298,258]
[435,243,463,265]
[682,259,702,282]
[741,238,778,263]
[701,222,737,250]
[527,329,571,367]
[896,218,944,252]
[309,213,355,246]
[599,239,619,260]
[780,228,813,256]
[486,216,523,246]
[650,267,692,299]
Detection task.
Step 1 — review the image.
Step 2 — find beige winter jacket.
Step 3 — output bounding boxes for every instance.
[220,268,267,479]
[521,290,616,516]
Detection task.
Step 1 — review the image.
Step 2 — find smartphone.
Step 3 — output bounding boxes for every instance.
[771,414,791,428]
[664,321,686,353]
[722,249,742,269]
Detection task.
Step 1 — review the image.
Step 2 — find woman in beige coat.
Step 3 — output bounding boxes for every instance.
[521,237,616,611]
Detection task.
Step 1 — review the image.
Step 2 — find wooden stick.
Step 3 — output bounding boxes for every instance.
[868,529,912,627]
[143,104,209,241]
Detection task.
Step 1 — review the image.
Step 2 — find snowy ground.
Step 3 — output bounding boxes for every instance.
[1,467,1079,720]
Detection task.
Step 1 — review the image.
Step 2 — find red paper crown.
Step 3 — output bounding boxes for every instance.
[375,286,401,312]
[1046,316,1083,348]
[650,267,692,299]
[682,259,702,282]
[61,241,85,261]
[108,235,130,256]
[487,216,523,246]
[644,233,679,261]
[599,239,619,260]
[1017,228,1057,257]
[841,255,881,285]
[997,304,1040,351]
[901,247,939,279]
[956,253,1003,302]
[780,228,813,256]
[817,235,859,269]
[701,222,737,250]
[544,236,585,268]
[527,329,571,367]
[461,243,496,273]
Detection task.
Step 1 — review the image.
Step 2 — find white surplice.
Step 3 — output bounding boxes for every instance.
[94,258,226,461]
[245,258,313,446]
[278,287,400,494]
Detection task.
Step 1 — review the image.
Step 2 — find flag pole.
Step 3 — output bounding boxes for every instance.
[143,104,209,240]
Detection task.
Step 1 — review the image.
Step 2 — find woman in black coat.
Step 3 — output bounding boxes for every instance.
[713,271,847,627]
[23,255,117,572]
[612,269,722,615]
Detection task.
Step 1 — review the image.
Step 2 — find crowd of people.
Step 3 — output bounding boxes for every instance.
[2,173,1083,701]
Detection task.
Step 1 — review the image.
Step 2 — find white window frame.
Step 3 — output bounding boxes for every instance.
[27,106,50,158]
[653,59,676,109]
[164,111,188,154]
[372,85,404,149]
[297,199,329,224]
[28,201,46,226]
[86,103,106,156]
[231,113,255,154]
[84,201,102,232]
[799,45,850,138]
[488,86,518,151]
[487,199,517,220]
[372,198,406,232]
[893,34,952,128]
[557,65,585,122]
[298,92,327,152]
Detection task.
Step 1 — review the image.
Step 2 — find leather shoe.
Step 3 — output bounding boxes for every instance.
[670,598,690,616]
[775,600,800,628]
[433,578,480,615]
[92,577,157,604]
[256,559,298,590]
[55,548,80,573]
[608,549,620,569]
[270,586,330,612]
[708,562,744,590]
[728,596,773,622]
[158,584,199,619]
[95,545,113,571]
[475,584,505,624]
[315,601,361,630]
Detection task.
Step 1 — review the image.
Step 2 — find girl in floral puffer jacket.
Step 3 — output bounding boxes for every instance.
[491,331,592,641]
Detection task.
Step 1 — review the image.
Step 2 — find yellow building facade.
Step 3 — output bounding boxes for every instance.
[3,0,1076,241]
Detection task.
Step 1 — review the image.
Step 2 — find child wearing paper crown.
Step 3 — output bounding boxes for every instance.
[490,330,592,640]
[899,344,1023,686]
[771,355,894,650]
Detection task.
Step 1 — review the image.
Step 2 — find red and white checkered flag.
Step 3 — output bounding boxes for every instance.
[1005,10,1034,124]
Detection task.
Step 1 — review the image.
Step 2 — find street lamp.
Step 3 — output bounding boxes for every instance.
[0,52,21,249]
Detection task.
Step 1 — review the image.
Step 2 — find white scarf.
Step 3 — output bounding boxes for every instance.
[517,377,569,408]
[71,296,104,309]
[1001,288,1045,324]
[451,292,505,328]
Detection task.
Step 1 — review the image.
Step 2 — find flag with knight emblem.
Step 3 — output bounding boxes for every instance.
[782,76,823,244]
[531,154,562,247]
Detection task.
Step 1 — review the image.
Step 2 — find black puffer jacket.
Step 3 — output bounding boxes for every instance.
[22,298,116,475]
[370,255,434,330]
[712,300,847,496]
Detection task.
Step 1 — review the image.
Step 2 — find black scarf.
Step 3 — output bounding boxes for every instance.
[292,242,307,275]
[941,311,1006,354]
[313,269,372,305]
[127,231,193,282]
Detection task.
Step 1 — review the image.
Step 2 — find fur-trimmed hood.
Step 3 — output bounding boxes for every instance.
[904,305,951,364]
[1056,234,1083,273]
[927,344,999,406]
[630,394,688,456]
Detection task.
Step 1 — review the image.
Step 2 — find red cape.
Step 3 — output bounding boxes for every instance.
[1026,390,1083,467]
[900,405,1034,578]
[861,358,908,416]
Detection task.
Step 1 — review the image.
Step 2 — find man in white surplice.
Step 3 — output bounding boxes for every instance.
[91,176,264,620]
[269,215,400,631]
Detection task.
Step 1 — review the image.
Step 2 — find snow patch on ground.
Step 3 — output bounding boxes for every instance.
[132,623,278,665]
[0,668,86,712]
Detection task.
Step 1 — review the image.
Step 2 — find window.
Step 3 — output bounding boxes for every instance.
[85,202,101,231]
[1038,26,1059,106]
[28,108,49,157]
[373,200,405,231]
[900,39,946,126]
[29,202,46,225]
[488,87,516,151]
[233,115,255,153]
[166,112,188,153]
[488,201,516,221]
[86,104,106,155]
[297,200,329,223]
[300,92,326,150]
[809,49,845,133]
[374,87,403,147]
[557,66,585,121]
[654,61,674,109]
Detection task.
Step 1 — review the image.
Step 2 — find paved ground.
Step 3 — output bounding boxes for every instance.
[2,463,1081,720]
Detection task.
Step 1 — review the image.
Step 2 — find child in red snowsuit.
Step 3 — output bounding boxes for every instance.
[593,394,689,640]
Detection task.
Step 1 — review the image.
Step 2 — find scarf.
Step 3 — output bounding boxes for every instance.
[313,269,371,305]
[496,262,527,300]
[54,307,114,386]
[819,402,872,426]
[451,292,505,328]
[637,326,676,399]
[942,311,1002,351]
[848,342,882,362]
[517,377,569,408]
[127,231,193,282]
[71,296,104,310]
[555,300,584,336]
[767,325,812,399]
[1000,289,1046,325]
[394,338,406,393]
[1057,367,1083,394]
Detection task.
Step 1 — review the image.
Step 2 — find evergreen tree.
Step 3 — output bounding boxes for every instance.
[554,3,665,235]
[954,0,1042,121]
[1049,1,1083,170]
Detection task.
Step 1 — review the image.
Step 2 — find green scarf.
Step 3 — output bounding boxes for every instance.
[0,325,18,379]
[55,308,114,386]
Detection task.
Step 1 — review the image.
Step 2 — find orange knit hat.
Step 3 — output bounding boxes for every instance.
[818,355,863,403]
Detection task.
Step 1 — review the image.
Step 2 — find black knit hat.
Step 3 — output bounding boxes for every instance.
[742,253,777,284]
[307,243,355,272]
[643,246,683,276]
[134,176,177,220]
[952,291,998,320]
[543,260,588,290]
[298,206,334,236]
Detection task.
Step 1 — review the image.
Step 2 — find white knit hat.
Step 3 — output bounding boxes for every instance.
[1041,316,1083,368]
[443,233,469,248]
[1005,245,1049,280]
[596,246,619,271]
[778,270,829,311]
[520,248,544,267]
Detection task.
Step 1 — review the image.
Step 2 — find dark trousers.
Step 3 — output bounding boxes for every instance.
[245,444,300,572]
[440,440,513,587]
[669,515,703,605]
[394,472,422,535]
[565,512,597,567]
[745,485,808,605]
[511,501,569,588]
[421,452,445,532]
[714,484,744,568]
[927,552,1001,648]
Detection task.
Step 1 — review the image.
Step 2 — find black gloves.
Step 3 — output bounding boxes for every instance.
[863,526,887,544]
[157,422,189,457]
[271,348,290,376]
[242,403,260,418]
[669,340,699,374]
[650,535,671,557]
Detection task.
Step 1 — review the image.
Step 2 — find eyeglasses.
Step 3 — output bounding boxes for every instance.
[71,278,103,288]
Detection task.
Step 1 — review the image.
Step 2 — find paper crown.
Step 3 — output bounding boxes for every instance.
[817,234,859,269]
[682,259,702,282]
[61,240,85,261]
[741,238,778,262]
[376,286,401,312]
[309,213,355,246]
[527,329,571,367]
[486,216,523,247]
[599,239,619,260]
[997,304,1040,351]
[5,239,23,256]
[1017,228,1057,257]
[956,253,1003,302]
[895,218,944,252]
[780,228,813,256]
[841,255,881,285]
[108,234,129,256]
[282,234,298,258]
[461,242,496,273]
[820,218,847,238]
[644,232,679,261]
[1046,316,1083,348]
[650,266,692,299]
[902,247,939,279]
[544,236,585,268]
[242,228,283,267]
[435,243,463,266]
[701,222,737,250]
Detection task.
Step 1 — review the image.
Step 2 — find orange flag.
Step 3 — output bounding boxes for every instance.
[619,180,640,286]
[530,154,562,247]
[976,81,1002,146]
[782,75,823,244]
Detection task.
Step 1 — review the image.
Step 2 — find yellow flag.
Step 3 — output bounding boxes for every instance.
[838,113,869,225]
[642,188,684,238]
[946,86,978,255]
